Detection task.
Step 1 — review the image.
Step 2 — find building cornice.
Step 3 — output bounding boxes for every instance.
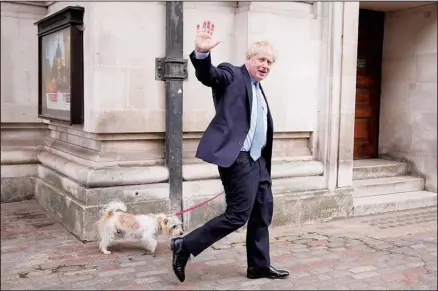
[9,1,50,7]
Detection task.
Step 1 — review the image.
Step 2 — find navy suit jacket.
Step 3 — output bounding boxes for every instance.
[189,51,274,175]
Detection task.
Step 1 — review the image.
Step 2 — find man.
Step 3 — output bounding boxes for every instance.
[170,20,289,282]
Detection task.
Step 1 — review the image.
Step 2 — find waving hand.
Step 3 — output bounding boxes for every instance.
[195,20,221,53]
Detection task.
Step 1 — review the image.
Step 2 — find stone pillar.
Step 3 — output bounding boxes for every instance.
[1,2,49,203]
[337,2,360,188]
[34,2,171,241]
[316,2,344,191]
[316,2,358,191]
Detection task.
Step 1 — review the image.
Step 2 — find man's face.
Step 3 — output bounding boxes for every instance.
[246,51,274,82]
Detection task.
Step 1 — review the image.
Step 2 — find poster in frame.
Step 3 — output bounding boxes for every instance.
[35,6,84,124]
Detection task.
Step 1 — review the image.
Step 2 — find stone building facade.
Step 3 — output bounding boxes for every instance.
[1,1,436,241]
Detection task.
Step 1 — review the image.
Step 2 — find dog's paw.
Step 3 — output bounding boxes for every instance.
[101,250,112,255]
[142,250,156,257]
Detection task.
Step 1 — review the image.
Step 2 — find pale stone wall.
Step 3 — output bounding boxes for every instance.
[183,2,237,133]
[40,1,330,171]
[1,2,46,123]
[47,1,322,158]
[47,1,167,134]
[1,1,358,239]
[379,4,437,192]
[184,2,320,133]
[1,2,49,203]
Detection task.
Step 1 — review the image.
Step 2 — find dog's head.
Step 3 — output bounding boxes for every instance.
[156,214,184,237]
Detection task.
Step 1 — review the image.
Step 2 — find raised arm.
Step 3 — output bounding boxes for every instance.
[189,20,234,88]
[189,51,234,88]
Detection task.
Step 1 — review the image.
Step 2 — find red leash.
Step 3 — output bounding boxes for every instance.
[175,191,224,216]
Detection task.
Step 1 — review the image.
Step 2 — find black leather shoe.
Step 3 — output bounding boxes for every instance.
[247,266,289,279]
[170,237,191,282]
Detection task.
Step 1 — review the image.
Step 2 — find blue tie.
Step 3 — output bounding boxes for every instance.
[249,82,265,161]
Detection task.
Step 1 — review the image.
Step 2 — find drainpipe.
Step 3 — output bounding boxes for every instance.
[155,2,187,216]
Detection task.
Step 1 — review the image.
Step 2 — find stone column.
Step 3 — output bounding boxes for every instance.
[1,2,49,203]
[34,2,170,241]
[337,2,360,188]
[316,2,344,191]
[316,2,358,191]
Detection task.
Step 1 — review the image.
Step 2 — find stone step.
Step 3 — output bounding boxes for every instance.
[353,176,425,198]
[353,190,437,216]
[183,159,324,181]
[353,159,409,180]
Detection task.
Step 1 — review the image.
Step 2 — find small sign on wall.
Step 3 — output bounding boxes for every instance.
[35,6,84,125]
[357,58,367,69]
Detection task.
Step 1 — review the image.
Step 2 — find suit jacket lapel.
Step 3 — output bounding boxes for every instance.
[259,83,273,131]
[259,83,268,108]
[241,65,253,123]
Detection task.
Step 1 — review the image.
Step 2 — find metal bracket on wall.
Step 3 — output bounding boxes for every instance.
[155,57,188,81]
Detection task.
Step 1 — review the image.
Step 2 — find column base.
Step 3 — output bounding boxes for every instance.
[181,161,354,231]
[35,164,170,241]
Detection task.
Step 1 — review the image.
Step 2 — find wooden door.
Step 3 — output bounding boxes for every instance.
[354,9,385,160]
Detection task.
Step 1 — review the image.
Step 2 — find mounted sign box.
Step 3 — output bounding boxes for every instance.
[35,6,84,124]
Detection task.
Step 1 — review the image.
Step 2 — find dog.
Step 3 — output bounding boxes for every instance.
[97,201,184,255]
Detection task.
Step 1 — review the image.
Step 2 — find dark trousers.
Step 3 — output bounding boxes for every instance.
[183,152,274,268]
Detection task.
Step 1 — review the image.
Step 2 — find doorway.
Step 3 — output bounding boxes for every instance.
[353,9,385,160]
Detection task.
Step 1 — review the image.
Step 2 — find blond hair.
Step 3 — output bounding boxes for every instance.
[246,41,276,63]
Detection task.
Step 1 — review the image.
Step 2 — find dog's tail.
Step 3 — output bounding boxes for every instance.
[100,201,127,219]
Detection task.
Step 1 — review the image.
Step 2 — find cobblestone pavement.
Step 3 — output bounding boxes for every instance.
[1,200,437,290]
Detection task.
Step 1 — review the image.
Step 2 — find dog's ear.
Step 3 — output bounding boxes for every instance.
[164,218,169,225]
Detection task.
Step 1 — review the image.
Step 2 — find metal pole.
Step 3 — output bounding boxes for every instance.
[156,2,186,215]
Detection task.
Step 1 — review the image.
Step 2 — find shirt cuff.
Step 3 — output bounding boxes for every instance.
[194,50,210,59]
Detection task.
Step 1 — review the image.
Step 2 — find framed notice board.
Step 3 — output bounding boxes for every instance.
[35,6,84,124]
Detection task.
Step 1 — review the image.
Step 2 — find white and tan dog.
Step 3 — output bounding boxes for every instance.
[97,201,184,255]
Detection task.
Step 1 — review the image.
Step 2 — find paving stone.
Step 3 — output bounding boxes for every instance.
[349,265,377,273]
[97,267,136,277]
[135,269,169,277]
[309,267,333,274]
[1,201,437,290]
[331,270,353,278]
[351,271,380,279]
